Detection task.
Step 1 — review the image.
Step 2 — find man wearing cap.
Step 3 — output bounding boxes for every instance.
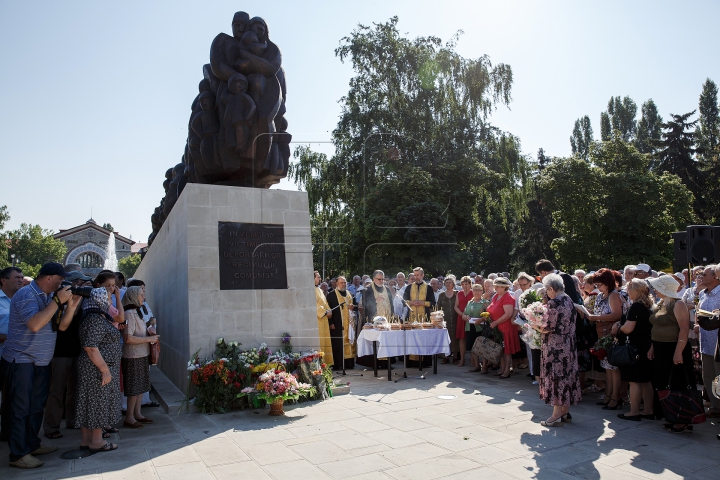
[634,264,657,300]
[43,270,92,439]
[1,263,81,469]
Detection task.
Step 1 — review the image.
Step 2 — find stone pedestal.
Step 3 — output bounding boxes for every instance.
[134,184,318,391]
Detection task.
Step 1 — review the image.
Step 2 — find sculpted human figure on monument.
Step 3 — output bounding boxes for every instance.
[148,11,290,246]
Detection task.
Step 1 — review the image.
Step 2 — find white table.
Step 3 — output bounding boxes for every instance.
[357,328,451,380]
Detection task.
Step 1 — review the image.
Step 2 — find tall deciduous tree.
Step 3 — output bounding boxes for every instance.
[696,78,719,159]
[538,135,694,270]
[570,116,593,160]
[605,96,638,142]
[290,17,529,276]
[635,99,663,154]
[0,205,10,268]
[600,112,611,141]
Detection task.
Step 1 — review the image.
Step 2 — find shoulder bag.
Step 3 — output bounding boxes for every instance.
[606,336,638,367]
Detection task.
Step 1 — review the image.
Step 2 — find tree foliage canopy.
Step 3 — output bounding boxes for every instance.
[290,17,529,276]
[6,223,67,271]
[118,254,142,278]
[538,135,694,270]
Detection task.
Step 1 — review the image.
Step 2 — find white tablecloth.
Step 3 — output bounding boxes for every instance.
[356,328,451,358]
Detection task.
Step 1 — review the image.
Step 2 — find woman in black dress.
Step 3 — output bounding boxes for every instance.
[75,288,122,452]
[616,279,654,420]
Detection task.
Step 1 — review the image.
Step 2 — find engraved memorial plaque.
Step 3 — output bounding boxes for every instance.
[218,222,288,290]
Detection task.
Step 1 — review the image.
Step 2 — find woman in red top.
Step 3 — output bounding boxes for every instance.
[454,276,474,367]
[487,277,521,378]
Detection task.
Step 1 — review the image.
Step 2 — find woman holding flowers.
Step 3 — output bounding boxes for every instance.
[588,268,624,410]
[462,283,490,372]
[537,274,581,427]
[487,277,520,378]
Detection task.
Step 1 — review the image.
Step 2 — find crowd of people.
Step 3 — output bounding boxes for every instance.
[0,263,159,469]
[315,259,720,435]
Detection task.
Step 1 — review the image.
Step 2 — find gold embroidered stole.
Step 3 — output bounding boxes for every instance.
[335,290,355,358]
[409,282,429,322]
[373,285,392,319]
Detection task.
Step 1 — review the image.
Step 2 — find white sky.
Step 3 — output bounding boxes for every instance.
[1,0,718,242]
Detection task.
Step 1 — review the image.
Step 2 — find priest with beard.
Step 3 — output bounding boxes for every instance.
[403,266,436,367]
[326,276,357,370]
[403,267,436,322]
[357,270,394,368]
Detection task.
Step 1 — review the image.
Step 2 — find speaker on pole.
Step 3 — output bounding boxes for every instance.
[672,231,687,271]
[686,225,720,264]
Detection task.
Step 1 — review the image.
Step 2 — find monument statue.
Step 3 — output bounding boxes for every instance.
[148,11,290,245]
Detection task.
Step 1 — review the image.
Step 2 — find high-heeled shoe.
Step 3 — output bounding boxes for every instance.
[602,399,623,410]
[596,399,610,406]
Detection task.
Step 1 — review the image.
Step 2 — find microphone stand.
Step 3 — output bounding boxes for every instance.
[331,300,363,377]
[394,294,427,382]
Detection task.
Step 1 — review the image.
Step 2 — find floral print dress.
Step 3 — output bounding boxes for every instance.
[539,294,582,407]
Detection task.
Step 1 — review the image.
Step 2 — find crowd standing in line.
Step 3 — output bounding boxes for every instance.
[0,263,160,469]
[316,259,720,436]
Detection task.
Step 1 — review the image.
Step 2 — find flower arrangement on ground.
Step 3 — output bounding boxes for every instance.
[281,332,293,354]
[185,337,333,414]
[238,368,316,415]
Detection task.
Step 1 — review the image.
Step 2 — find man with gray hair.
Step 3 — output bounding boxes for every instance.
[696,265,720,417]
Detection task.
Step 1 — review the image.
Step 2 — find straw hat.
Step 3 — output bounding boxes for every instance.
[648,275,682,299]
[493,277,512,288]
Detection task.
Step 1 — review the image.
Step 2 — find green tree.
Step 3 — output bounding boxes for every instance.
[600,112,611,141]
[696,78,719,159]
[653,111,704,218]
[118,254,142,278]
[635,99,663,154]
[0,205,9,268]
[290,17,528,277]
[605,96,638,142]
[6,224,67,271]
[510,149,559,272]
[570,116,593,160]
[538,135,694,271]
[102,223,114,232]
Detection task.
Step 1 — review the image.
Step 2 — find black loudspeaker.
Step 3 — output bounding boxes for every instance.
[686,225,720,264]
[672,231,688,269]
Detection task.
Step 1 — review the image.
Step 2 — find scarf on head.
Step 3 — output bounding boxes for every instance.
[82,288,112,320]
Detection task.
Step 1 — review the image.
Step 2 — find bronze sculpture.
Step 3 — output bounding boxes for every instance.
[148,12,290,245]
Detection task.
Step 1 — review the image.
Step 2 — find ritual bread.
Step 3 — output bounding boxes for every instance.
[390,323,401,330]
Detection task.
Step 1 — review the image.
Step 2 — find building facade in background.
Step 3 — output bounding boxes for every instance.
[53,219,135,275]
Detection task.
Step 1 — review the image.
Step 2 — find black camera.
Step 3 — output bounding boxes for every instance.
[59,281,93,299]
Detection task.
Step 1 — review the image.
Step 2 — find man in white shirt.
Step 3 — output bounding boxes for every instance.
[430,278,441,303]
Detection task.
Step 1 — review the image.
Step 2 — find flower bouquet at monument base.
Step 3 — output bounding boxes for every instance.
[238,368,316,415]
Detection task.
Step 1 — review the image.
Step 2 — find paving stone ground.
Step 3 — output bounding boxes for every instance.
[1,362,719,479]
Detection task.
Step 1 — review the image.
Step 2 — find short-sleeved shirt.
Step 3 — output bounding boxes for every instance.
[699,284,720,355]
[1,281,57,366]
[486,292,516,322]
[122,309,149,359]
[0,289,11,358]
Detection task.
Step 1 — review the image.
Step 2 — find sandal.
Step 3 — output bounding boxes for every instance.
[102,431,111,439]
[667,424,693,433]
[540,417,564,427]
[441,358,450,364]
[144,401,160,408]
[89,442,118,453]
[617,413,641,421]
[103,427,119,434]
[136,417,153,424]
[517,363,528,369]
[44,431,63,439]
[468,367,482,373]
[498,374,510,379]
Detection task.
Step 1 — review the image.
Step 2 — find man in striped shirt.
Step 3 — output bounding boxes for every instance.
[1,263,80,469]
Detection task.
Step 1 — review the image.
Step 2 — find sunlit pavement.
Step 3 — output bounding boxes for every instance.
[1,362,718,479]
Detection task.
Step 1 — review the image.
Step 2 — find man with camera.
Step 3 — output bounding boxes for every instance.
[43,270,92,439]
[1,262,81,469]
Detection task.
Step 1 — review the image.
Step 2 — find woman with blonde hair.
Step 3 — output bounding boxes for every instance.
[616,279,655,421]
[121,286,159,428]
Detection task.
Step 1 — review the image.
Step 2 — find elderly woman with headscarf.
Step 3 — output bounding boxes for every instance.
[536,274,582,427]
[121,286,159,428]
[75,288,123,452]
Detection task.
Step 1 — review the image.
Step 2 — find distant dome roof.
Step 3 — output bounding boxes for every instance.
[86,218,97,225]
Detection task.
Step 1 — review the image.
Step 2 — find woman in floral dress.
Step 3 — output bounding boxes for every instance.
[537,274,582,427]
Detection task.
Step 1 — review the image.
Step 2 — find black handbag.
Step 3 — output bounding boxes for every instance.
[658,366,706,424]
[606,336,638,367]
[697,314,720,331]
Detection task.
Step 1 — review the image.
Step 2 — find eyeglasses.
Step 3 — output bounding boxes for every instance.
[374,277,384,281]
[593,283,601,288]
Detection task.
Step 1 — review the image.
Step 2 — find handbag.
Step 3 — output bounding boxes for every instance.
[606,337,638,367]
[148,325,161,365]
[658,365,706,424]
[471,336,503,364]
[697,314,720,331]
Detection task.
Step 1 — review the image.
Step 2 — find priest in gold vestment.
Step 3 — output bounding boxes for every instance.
[326,276,357,370]
[314,271,334,367]
[403,267,436,322]
[357,270,394,368]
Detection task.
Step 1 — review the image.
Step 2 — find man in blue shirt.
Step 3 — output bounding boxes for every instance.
[696,265,720,418]
[1,263,80,469]
[0,266,24,442]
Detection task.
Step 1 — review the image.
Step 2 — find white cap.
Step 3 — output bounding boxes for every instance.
[635,263,651,273]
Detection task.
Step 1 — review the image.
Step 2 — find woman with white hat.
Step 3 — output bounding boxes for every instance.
[647,274,693,433]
